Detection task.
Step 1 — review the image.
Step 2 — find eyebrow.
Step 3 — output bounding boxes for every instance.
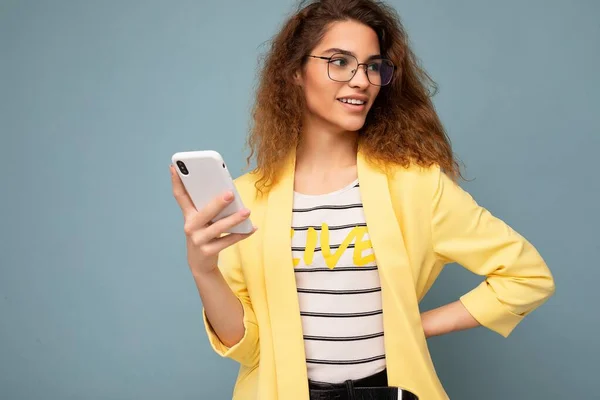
[321,47,382,61]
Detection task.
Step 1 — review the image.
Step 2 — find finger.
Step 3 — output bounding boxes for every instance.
[202,208,252,240]
[202,228,257,255]
[193,190,236,227]
[186,206,249,241]
[183,191,237,236]
[170,165,196,218]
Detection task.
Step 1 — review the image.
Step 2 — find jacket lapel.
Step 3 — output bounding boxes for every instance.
[262,151,310,397]
[356,151,423,385]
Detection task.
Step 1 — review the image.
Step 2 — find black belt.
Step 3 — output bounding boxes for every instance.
[308,369,419,400]
[309,386,418,400]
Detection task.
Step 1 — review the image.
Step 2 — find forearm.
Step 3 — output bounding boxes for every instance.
[421,300,480,338]
[193,268,245,347]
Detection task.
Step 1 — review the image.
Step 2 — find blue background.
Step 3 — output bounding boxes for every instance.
[1,0,598,398]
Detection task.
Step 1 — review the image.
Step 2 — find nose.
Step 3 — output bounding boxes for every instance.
[348,64,370,89]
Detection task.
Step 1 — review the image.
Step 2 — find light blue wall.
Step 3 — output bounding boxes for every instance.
[1,0,597,398]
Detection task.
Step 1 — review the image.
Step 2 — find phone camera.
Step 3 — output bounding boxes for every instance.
[176,160,189,175]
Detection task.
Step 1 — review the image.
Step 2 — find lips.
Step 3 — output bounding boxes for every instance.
[337,99,367,112]
[337,97,367,105]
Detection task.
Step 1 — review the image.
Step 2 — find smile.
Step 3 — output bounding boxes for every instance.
[337,98,366,105]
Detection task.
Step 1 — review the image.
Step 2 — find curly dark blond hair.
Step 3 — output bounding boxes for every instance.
[246,0,462,192]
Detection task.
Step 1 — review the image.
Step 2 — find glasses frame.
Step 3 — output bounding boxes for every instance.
[306,53,396,87]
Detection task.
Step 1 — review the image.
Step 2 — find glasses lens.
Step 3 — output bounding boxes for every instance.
[327,53,358,82]
[367,59,394,86]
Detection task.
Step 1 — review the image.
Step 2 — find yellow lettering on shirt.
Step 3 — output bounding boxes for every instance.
[303,227,318,266]
[352,226,375,266]
[291,228,300,267]
[293,224,374,269]
[321,225,361,269]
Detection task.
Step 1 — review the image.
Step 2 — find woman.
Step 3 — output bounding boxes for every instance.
[170,0,555,398]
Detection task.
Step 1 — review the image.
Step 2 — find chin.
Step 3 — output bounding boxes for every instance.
[335,116,367,132]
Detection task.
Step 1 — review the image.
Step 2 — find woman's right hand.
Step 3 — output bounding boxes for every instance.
[170,165,256,276]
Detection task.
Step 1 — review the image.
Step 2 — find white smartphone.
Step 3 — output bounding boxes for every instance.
[171,150,253,234]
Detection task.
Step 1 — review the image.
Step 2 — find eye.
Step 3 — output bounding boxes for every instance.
[367,62,381,72]
[329,56,350,67]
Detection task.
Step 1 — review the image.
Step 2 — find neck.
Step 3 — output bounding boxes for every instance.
[295,114,358,174]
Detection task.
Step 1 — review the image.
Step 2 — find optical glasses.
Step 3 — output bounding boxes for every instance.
[306,52,395,86]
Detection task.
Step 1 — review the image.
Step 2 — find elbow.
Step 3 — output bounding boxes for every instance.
[522,249,556,308]
[538,259,556,300]
[522,266,556,313]
[499,264,556,316]
[542,273,556,300]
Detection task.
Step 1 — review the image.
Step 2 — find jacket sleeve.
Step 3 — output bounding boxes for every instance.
[202,242,259,367]
[430,166,555,337]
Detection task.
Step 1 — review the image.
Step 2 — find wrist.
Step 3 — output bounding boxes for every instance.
[192,266,220,282]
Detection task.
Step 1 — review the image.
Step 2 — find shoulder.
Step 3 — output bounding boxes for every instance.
[387,162,468,206]
[386,162,467,205]
[386,162,443,194]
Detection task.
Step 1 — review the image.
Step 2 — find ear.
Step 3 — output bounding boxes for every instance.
[293,69,303,86]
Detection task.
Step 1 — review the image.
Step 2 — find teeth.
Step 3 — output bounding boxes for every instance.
[339,98,366,105]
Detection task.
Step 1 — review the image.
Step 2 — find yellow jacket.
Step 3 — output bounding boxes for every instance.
[202,149,555,399]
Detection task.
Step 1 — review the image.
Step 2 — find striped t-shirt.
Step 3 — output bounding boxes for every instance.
[291,178,386,384]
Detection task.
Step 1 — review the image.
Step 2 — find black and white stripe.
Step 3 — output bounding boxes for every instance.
[292,203,363,213]
[300,309,383,318]
[306,355,386,365]
[292,179,386,383]
[304,332,385,341]
[292,222,367,232]
[297,287,381,295]
[294,266,379,273]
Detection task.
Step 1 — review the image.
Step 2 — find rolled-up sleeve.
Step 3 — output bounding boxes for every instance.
[430,166,556,337]
[202,243,259,367]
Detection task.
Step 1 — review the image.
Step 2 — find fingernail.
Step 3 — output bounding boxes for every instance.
[224,192,234,201]
[241,209,250,217]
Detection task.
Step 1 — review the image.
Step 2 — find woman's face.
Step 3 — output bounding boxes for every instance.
[297,20,383,133]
